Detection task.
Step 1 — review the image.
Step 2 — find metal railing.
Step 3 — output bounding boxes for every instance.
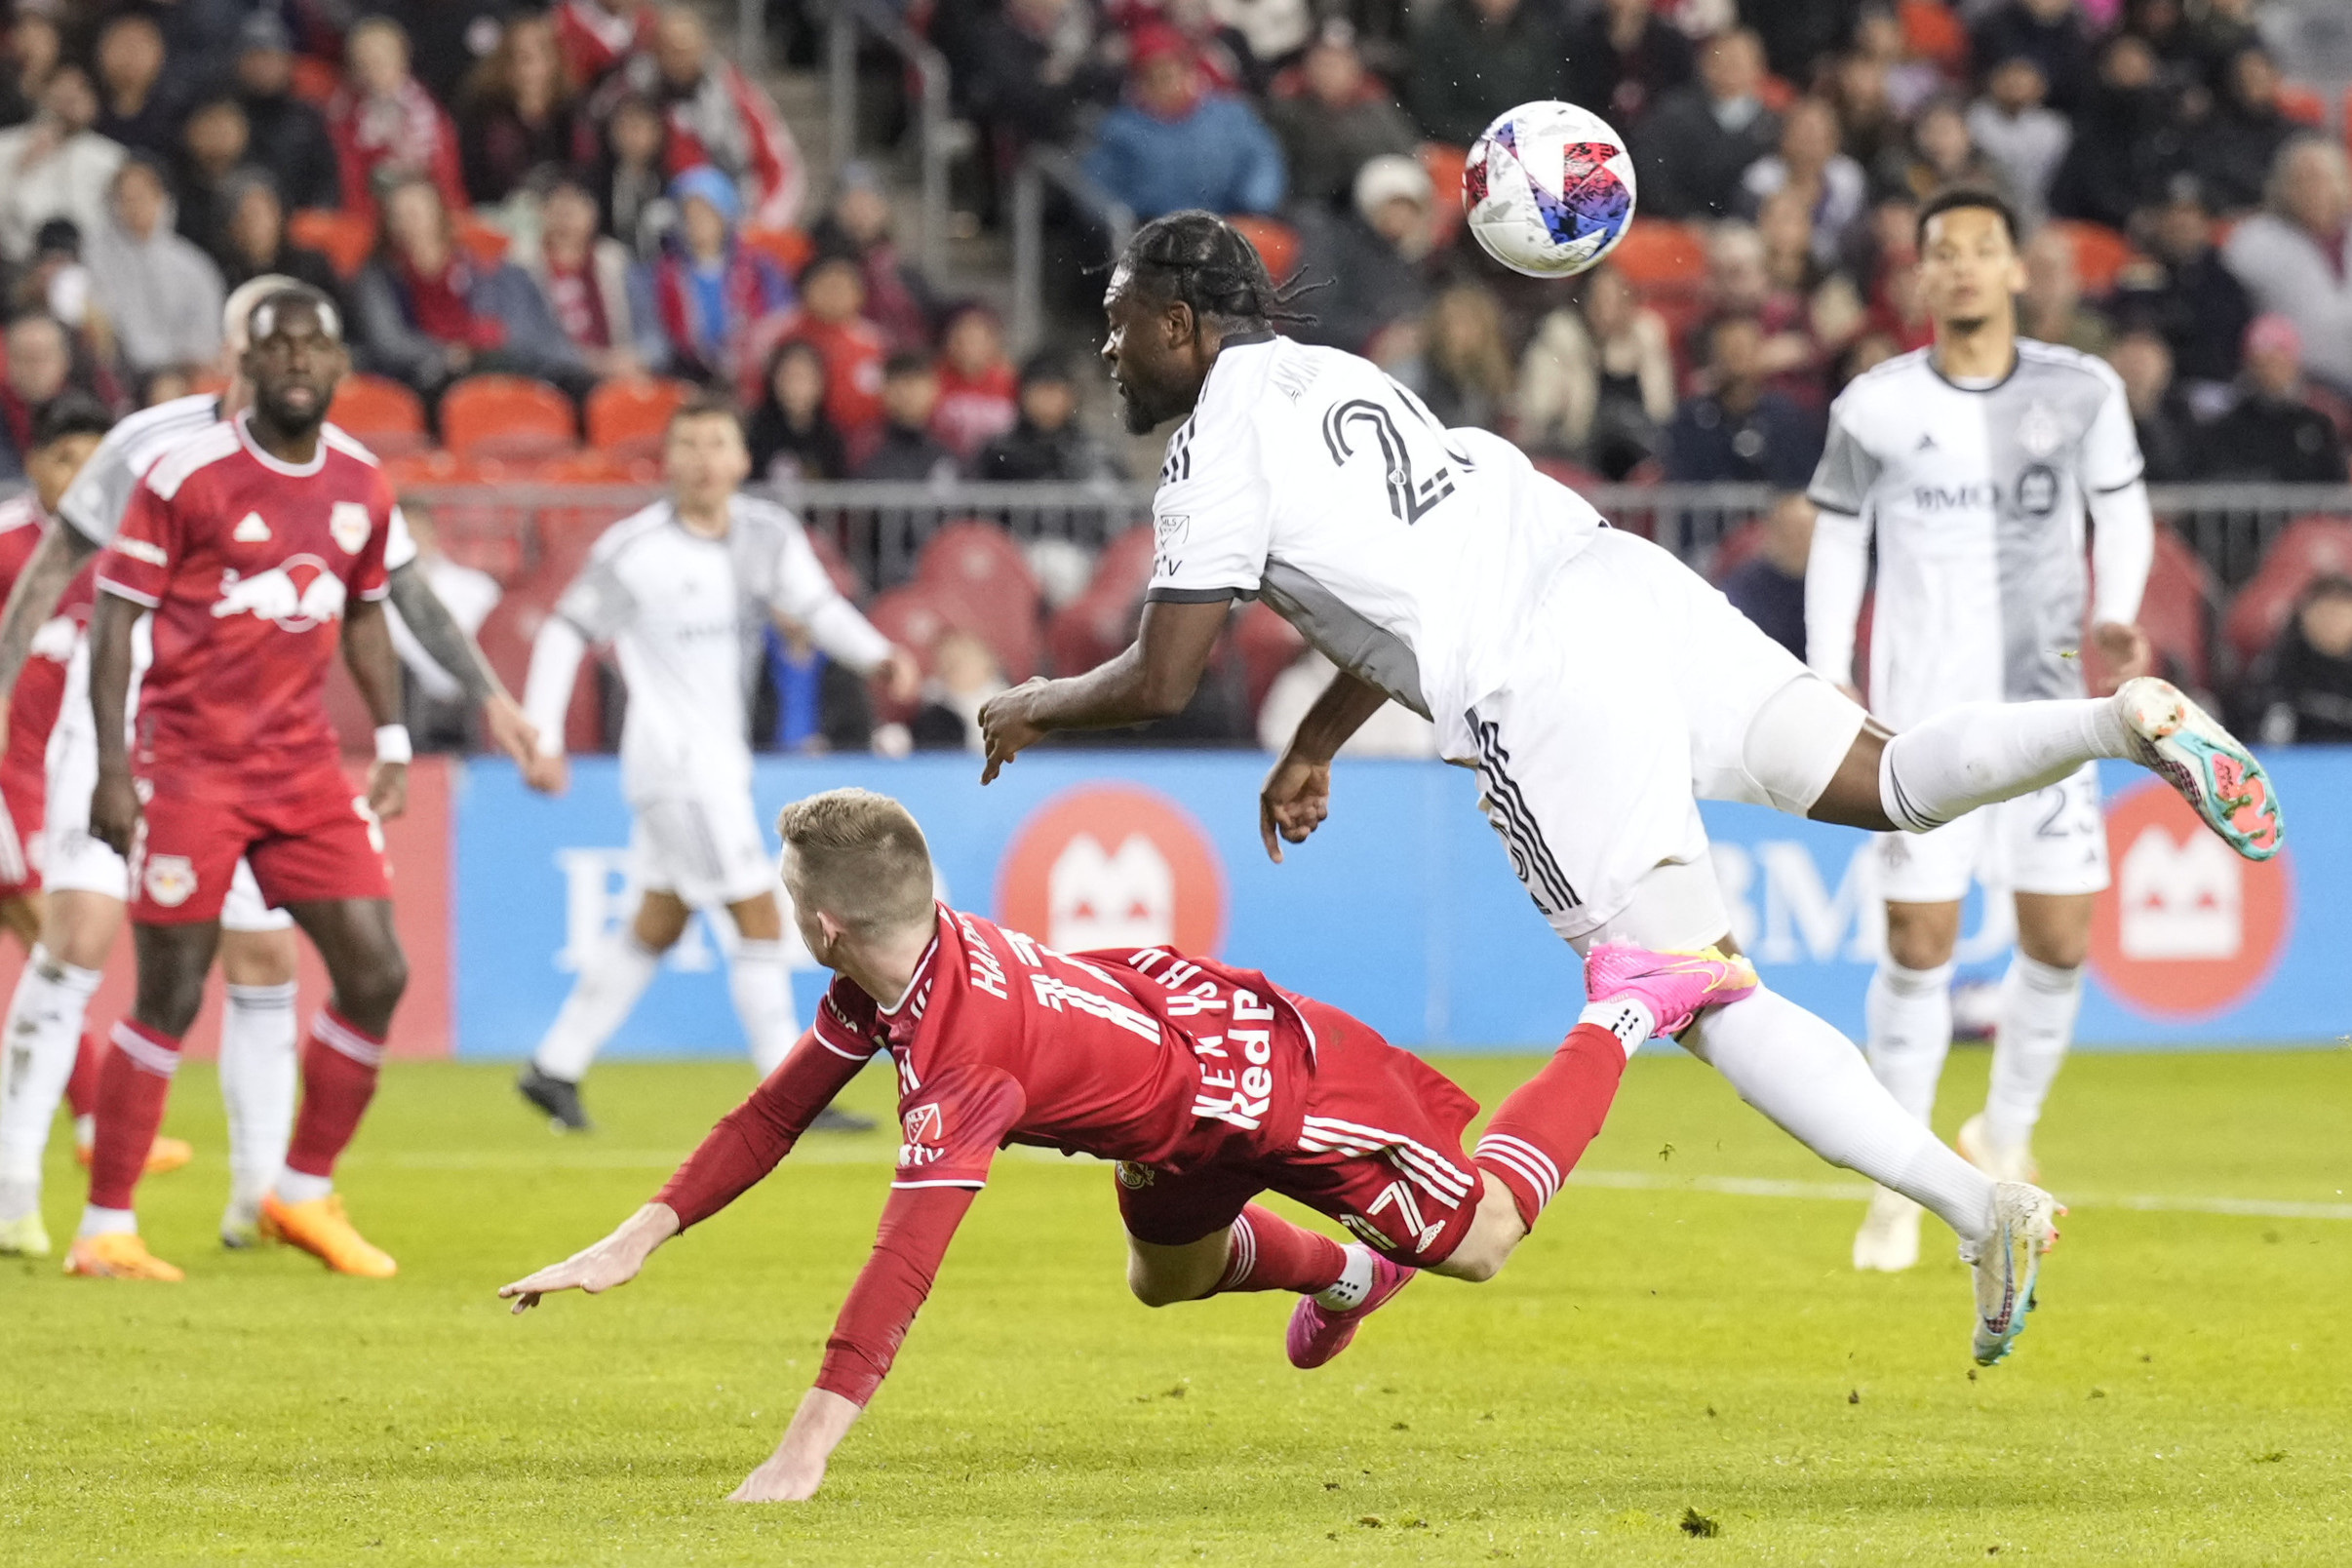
[824,0,953,279]
[1011,146,1134,356]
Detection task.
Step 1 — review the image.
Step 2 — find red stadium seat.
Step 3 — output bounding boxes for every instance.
[1708,518,1767,584]
[2049,219,2136,295]
[1232,601,1306,716]
[1088,524,1161,609]
[475,590,606,752]
[452,212,511,267]
[329,373,428,455]
[2222,515,2352,668]
[743,226,815,277]
[2276,83,2326,127]
[585,376,692,456]
[1420,142,1469,241]
[2084,524,2215,694]
[918,521,1040,617]
[1046,586,1142,680]
[1227,216,1301,282]
[1608,220,1708,292]
[289,208,375,277]
[441,375,577,460]
[289,55,341,106]
[1899,0,1968,73]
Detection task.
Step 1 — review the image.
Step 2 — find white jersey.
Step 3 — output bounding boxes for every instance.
[57,392,415,568]
[549,495,891,800]
[1804,340,2146,729]
[1146,333,1602,760]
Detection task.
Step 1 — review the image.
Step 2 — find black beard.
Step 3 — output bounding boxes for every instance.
[1119,392,1162,435]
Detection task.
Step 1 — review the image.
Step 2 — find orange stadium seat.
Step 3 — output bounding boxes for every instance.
[2222,515,2352,668]
[2276,83,2325,127]
[742,226,815,276]
[329,373,428,454]
[1227,216,1301,282]
[1420,143,1469,241]
[452,212,511,267]
[289,209,376,277]
[585,376,692,456]
[1899,0,1968,73]
[2051,219,2136,295]
[289,55,341,106]
[1607,220,1708,292]
[441,374,577,460]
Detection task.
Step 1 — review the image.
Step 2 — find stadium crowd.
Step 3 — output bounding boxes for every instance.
[1,0,2348,752]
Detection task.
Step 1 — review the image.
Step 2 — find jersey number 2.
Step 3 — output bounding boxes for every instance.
[1322,400,1454,525]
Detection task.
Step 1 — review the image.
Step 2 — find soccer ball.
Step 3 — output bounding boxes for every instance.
[1463,101,1638,279]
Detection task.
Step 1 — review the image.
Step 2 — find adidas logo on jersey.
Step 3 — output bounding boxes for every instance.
[233,512,271,542]
[1915,433,1938,451]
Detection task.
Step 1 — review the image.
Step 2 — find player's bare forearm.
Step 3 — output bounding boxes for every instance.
[500,1201,681,1313]
[1285,668,1390,764]
[977,598,1230,782]
[386,561,506,705]
[87,591,142,856]
[345,599,412,818]
[0,528,96,703]
[1257,668,1385,860]
[728,1390,863,1503]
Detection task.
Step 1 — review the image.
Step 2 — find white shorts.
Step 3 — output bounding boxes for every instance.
[629,788,777,909]
[1877,760,2109,904]
[1464,529,1867,947]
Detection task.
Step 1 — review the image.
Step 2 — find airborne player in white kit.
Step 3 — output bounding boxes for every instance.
[518,401,919,1129]
[1802,189,2260,1272]
[977,211,2284,1364]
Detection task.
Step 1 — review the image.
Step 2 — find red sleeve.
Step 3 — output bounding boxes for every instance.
[892,1062,1026,1191]
[95,478,183,608]
[431,110,471,216]
[351,471,395,601]
[814,1184,977,1406]
[651,1027,873,1229]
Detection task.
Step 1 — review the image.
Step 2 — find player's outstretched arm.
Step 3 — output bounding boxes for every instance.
[0,528,98,746]
[500,1201,681,1312]
[384,562,541,766]
[342,596,409,820]
[1260,668,1390,862]
[978,598,1231,782]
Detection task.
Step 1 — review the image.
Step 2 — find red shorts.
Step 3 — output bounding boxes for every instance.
[0,764,43,898]
[132,769,388,924]
[1117,999,1484,1269]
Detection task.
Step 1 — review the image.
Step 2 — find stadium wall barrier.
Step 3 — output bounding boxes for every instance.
[447,749,2347,1058]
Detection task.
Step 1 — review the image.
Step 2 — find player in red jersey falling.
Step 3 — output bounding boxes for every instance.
[501,787,1757,1501]
[65,286,412,1282]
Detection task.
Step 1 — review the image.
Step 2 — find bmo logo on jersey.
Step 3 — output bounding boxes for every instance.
[212,554,346,631]
[998,785,1225,956]
[2090,782,2293,1020]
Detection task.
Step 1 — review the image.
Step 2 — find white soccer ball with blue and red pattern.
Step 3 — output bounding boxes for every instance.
[1463,100,1638,278]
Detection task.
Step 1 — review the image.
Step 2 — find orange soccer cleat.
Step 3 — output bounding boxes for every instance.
[259,1193,398,1278]
[62,1231,185,1281]
[75,1135,195,1175]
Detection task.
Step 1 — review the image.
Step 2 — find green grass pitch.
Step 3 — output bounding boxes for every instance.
[5,1047,2346,1566]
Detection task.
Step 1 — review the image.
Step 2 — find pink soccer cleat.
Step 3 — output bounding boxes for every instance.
[1285,1253,1416,1369]
[1582,943,1760,1037]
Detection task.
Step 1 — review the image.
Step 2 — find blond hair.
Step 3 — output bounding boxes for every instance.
[776,788,935,934]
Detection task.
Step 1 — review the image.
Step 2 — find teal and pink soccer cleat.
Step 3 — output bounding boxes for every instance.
[1285,1253,1416,1369]
[1582,943,1761,1037]
[2116,677,2283,860]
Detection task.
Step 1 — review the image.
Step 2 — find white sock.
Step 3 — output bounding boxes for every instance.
[1881,699,2135,833]
[1863,959,1955,1123]
[1577,997,1658,1056]
[220,981,299,1213]
[1312,1242,1378,1310]
[532,933,662,1082]
[78,1204,136,1237]
[0,947,104,1205]
[727,939,799,1077]
[1686,987,1996,1242]
[1982,955,2082,1149]
[273,1169,333,1205]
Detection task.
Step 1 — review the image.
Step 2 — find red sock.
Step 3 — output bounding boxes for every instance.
[284,1009,384,1180]
[64,1031,104,1121]
[88,1021,180,1211]
[1211,1204,1349,1295]
[1473,1022,1629,1231]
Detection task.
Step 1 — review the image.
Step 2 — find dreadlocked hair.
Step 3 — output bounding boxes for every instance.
[1120,210,1324,329]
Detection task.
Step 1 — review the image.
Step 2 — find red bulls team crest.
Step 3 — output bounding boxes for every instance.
[211,553,346,632]
[998,785,1225,957]
[2089,782,2293,1019]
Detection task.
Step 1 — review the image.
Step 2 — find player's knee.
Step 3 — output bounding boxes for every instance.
[1125,1262,1196,1309]
[340,948,409,1020]
[1436,1243,1506,1284]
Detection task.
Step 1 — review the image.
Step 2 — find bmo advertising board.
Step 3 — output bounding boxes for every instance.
[448,752,2347,1056]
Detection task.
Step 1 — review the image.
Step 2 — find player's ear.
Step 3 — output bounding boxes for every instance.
[1162,296,1196,351]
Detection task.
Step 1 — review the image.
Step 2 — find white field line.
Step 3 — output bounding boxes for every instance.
[350,1147,2352,1220]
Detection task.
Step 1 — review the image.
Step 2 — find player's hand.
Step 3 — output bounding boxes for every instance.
[978,679,1049,784]
[879,647,922,707]
[1259,749,1332,862]
[727,1390,861,1503]
[500,1203,679,1313]
[90,767,141,858]
[367,760,409,822]
[522,751,569,796]
[481,693,541,770]
[2091,620,2154,688]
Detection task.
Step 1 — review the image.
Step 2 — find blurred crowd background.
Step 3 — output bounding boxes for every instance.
[1,0,2347,759]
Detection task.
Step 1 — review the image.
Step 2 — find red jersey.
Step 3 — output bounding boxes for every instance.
[97,417,394,797]
[0,497,77,795]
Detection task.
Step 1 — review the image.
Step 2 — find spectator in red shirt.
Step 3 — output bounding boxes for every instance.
[458,14,590,205]
[928,304,1017,464]
[807,162,936,350]
[330,18,470,222]
[649,165,794,395]
[767,251,887,457]
[555,0,656,89]
[603,5,805,230]
[517,168,666,378]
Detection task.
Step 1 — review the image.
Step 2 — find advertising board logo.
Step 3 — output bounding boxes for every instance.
[2088,782,2292,1019]
[997,785,1225,956]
